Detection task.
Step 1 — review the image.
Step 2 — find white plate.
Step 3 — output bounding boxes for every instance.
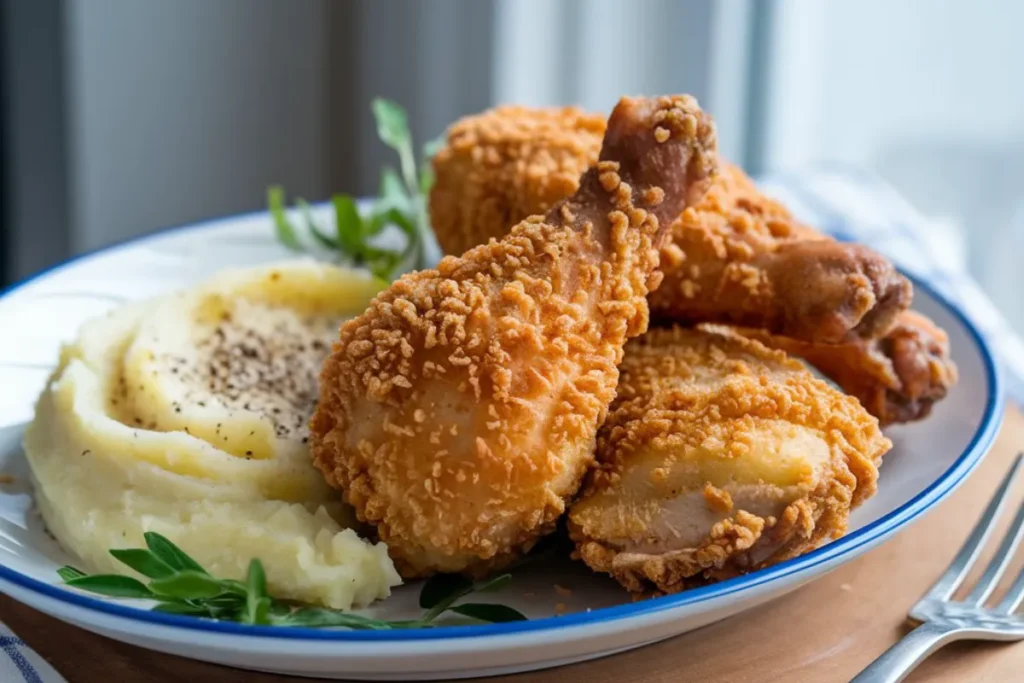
[0,208,1004,680]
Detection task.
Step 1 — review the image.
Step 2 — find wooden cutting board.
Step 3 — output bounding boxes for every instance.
[2,407,1022,682]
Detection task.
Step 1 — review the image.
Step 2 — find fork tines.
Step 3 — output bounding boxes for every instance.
[916,453,1024,618]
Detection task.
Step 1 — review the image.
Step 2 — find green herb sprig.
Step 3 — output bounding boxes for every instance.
[269,99,442,281]
[58,532,525,629]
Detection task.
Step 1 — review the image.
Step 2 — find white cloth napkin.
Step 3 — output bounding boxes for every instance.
[0,620,67,683]
[759,164,1024,403]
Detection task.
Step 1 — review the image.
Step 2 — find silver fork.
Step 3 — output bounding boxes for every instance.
[853,453,1024,682]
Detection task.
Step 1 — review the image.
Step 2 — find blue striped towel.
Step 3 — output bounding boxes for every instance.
[759,164,1023,405]
[0,622,66,683]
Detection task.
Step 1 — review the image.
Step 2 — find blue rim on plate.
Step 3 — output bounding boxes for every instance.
[0,210,1005,641]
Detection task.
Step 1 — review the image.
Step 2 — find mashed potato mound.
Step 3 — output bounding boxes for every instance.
[24,261,402,609]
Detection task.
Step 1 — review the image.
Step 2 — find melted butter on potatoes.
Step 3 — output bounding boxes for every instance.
[24,261,401,609]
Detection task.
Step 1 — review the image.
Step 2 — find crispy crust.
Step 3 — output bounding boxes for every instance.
[430,106,606,256]
[311,96,718,578]
[651,168,912,343]
[567,326,890,593]
[429,106,912,344]
[732,310,958,425]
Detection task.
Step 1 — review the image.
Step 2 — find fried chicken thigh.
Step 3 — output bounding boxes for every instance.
[430,107,912,344]
[568,326,890,594]
[430,106,604,256]
[732,311,958,426]
[430,106,605,257]
[311,96,718,578]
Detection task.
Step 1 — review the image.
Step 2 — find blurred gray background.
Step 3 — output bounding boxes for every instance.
[2,0,1021,330]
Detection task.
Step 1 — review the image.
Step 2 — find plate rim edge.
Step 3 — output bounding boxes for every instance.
[0,208,1005,642]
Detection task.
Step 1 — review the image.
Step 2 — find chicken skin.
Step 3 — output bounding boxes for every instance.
[567,326,890,594]
[311,96,719,578]
[430,105,605,257]
[733,311,958,426]
[652,166,911,343]
[430,106,603,257]
[430,106,912,344]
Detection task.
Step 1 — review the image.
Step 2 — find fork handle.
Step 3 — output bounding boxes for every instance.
[851,623,964,683]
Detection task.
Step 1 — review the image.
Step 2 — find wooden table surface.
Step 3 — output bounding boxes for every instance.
[3,407,1023,682]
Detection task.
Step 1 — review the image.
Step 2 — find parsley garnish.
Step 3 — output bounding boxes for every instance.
[269,99,442,281]
[58,532,525,629]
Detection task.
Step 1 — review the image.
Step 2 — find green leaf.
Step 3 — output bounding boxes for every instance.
[378,167,410,213]
[268,186,302,251]
[57,566,86,582]
[274,607,392,630]
[331,194,364,255]
[109,549,175,580]
[419,573,473,610]
[264,100,437,281]
[372,98,418,195]
[244,559,270,625]
[199,596,247,621]
[419,135,444,195]
[365,206,415,240]
[152,602,213,617]
[246,559,267,598]
[144,532,207,574]
[65,574,154,599]
[200,595,247,608]
[366,252,401,281]
[371,99,411,153]
[385,619,428,629]
[297,198,338,250]
[475,574,513,594]
[244,596,271,626]
[422,135,445,161]
[449,603,528,623]
[419,165,435,195]
[221,579,250,597]
[149,570,226,600]
[268,600,292,615]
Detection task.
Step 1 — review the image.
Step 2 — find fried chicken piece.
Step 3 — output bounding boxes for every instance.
[430,107,911,343]
[311,96,718,578]
[568,326,890,594]
[430,106,605,257]
[727,311,958,426]
[651,166,912,343]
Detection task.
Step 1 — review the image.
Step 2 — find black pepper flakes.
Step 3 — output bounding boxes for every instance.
[135,301,335,443]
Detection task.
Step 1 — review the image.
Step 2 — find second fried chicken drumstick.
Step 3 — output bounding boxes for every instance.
[431,107,912,345]
[731,311,958,426]
[311,95,718,578]
[653,167,912,343]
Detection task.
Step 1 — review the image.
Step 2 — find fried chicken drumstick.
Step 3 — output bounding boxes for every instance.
[730,311,957,426]
[568,326,890,594]
[431,107,912,344]
[652,166,911,343]
[311,95,718,578]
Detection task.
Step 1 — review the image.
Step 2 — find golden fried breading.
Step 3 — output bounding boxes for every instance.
[651,167,912,344]
[430,106,605,256]
[733,311,958,426]
[568,326,889,594]
[429,107,912,344]
[311,96,718,578]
